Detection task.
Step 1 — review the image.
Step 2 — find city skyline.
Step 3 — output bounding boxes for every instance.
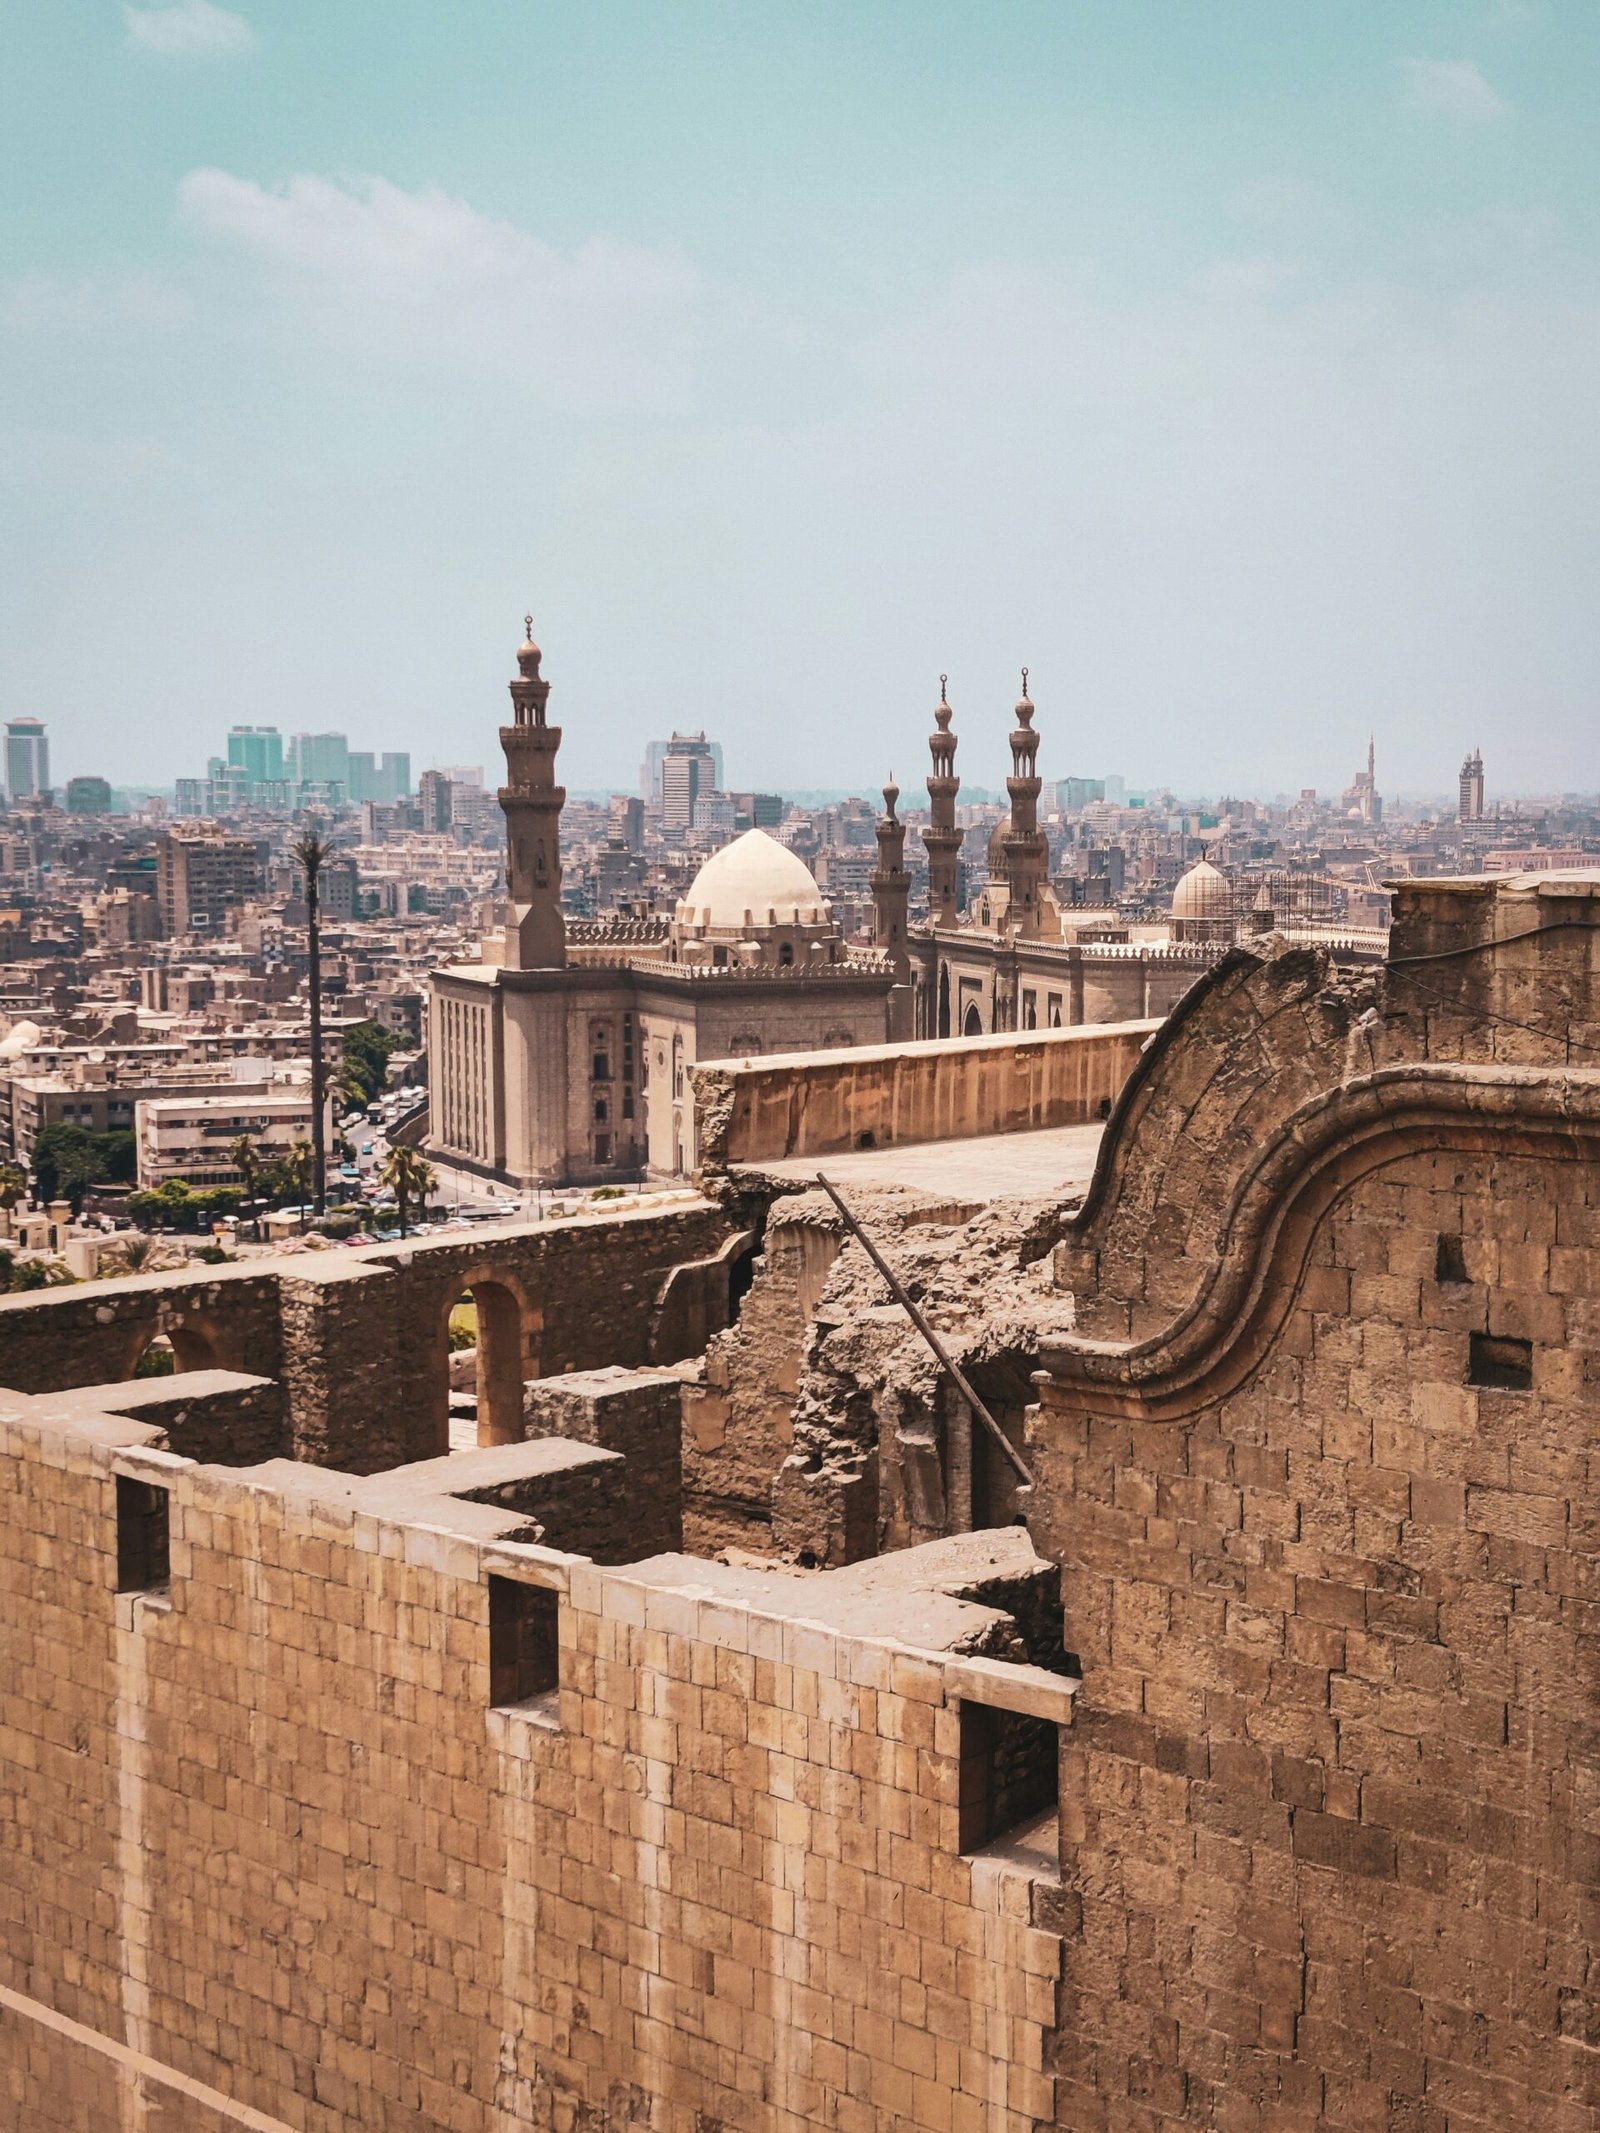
[4,3,1599,793]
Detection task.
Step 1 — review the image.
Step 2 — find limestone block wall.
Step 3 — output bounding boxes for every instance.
[521,1366,684,1557]
[33,1368,288,1467]
[0,1399,1074,2133]
[0,1264,284,1394]
[1032,1145,1600,2131]
[694,1016,1160,1169]
[0,1199,735,1478]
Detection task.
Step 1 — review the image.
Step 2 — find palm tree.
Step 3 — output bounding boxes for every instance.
[110,1234,174,1277]
[230,1133,261,1241]
[381,1144,435,1240]
[290,828,335,1219]
[283,1139,314,1231]
[0,1161,26,1240]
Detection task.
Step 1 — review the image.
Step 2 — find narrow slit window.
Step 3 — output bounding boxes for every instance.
[1435,1235,1469,1285]
[1469,1332,1533,1392]
[116,1475,170,1594]
[958,1699,1060,1854]
[488,1576,560,1707]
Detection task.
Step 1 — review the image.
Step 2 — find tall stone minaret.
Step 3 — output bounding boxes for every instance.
[872,773,912,984]
[1001,667,1048,938]
[922,676,965,930]
[498,615,567,970]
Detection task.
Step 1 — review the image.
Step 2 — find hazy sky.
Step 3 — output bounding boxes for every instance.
[3,2,1598,800]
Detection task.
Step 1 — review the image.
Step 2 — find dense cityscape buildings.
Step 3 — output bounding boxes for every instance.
[0,653,1590,1230]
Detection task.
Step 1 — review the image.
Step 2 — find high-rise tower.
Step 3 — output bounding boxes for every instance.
[922,677,965,930]
[1459,748,1485,826]
[499,616,566,970]
[1000,668,1049,938]
[871,773,912,985]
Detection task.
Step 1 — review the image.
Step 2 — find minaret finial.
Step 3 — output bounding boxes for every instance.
[1021,665,1029,695]
[940,674,948,704]
[524,611,534,642]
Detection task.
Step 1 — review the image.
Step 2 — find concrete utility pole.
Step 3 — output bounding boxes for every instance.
[291,829,334,1217]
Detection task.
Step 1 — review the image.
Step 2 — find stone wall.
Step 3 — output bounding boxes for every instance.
[0,1199,735,1476]
[0,1399,1075,2133]
[522,1365,684,1558]
[693,1017,1159,1169]
[1023,872,1600,2130]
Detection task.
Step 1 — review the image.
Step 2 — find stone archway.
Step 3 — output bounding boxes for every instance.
[442,1270,534,1449]
[963,1002,983,1037]
[124,1317,222,1380]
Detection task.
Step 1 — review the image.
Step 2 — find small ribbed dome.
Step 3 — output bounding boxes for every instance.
[676,828,827,933]
[1171,857,1231,922]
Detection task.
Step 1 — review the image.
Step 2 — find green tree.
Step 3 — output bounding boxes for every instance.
[341,1019,403,1109]
[380,1144,435,1240]
[280,1140,314,1230]
[231,1133,262,1239]
[0,1162,26,1237]
[31,1125,135,1211]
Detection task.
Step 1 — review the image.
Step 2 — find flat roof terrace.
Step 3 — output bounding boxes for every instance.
[734,1117,1106,1202]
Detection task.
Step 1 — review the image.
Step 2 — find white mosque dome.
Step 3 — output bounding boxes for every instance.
[1171,857,1232,923]
[676,828,828,933]
[0,1019,41,1059]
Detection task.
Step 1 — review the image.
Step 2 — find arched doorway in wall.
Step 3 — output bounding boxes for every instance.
[963,1002,983,1037]
[937,965,951,1038]
[445,1275,529,1448]
[126,1319,221,1379]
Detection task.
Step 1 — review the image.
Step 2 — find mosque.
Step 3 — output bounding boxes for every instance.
[428,627,1303,1187]
[428,624,899,1187]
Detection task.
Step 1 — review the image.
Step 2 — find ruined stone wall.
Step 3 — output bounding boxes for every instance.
[681,1205,842,1552]
[1,1401,1072,2133]
[1032,1143,1600,2131]
[0,1200,734,1477]
[1018,877,1600,2131]
[694,1017,1158,1169]
[521,1366,684,1557]
[0,1264,284,1394]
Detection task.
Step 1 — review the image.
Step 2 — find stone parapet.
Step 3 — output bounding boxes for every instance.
[693,1015,1160,1168]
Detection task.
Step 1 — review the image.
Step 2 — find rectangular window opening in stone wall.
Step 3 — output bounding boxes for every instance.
[115,1475,171,1595]
[488,1576,560,1711]
[957,1698,1060,1858]
[1469,1330,1533,1392]
[1435,1233,1469,1285]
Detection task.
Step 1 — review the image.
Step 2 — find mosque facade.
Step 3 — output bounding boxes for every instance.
[428,625,898,1186]
[874,673,1229,1037]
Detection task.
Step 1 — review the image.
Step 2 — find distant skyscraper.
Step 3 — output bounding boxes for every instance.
[226,725,285,785]
[379,751,411,801]
[643,733,722,806]
[660,733,718,830]
[1459,748,1486,824]
[418,770,454,832]
[65,776,113,814]
[5,718,48,802]
[291,733,350,790]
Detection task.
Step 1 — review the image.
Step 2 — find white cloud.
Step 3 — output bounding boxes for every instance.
[175,168,710,411]
[1195,257,1303,303]
[1401,57,1509,120]
[124,1,253,56]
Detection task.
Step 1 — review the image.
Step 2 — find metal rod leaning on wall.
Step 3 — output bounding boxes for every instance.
[814,1171,1035,1492]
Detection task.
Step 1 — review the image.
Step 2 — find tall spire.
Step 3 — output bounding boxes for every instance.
[498,614,566,969]
[872,770,911,984]
[1001,665,1048,939]
[923,674,965,929]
